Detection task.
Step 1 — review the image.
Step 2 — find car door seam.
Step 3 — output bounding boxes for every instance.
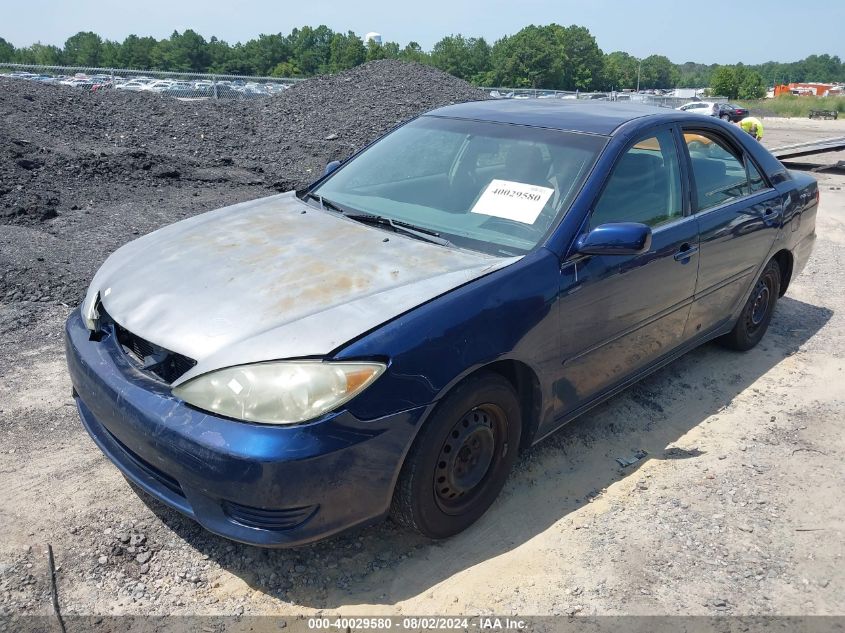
[562,296,695,366]
[692,265,756,300]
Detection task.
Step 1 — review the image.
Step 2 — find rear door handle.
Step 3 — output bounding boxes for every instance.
[673,243,699,262]
[761,207,781,226]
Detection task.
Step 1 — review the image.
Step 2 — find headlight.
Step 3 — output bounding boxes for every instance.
[82,291,101,331]
[172,361,386,425]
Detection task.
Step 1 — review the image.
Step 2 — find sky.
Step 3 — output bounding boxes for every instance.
[3,0,844,65]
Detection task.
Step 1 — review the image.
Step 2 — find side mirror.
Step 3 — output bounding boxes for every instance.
[575,222,652,256]
[324,160,342,176]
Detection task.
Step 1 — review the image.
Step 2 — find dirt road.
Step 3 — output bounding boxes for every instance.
[1,118,843,619]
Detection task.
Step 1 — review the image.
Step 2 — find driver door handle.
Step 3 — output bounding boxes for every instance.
[674,243,699,262]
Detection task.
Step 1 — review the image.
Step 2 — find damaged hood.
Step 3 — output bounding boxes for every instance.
[83,192,518,384]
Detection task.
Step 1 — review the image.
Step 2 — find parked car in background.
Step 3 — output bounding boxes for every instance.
[676,101,719,116]
[66,100,818,547]
[115,78,155,91]
[717,103,750,122]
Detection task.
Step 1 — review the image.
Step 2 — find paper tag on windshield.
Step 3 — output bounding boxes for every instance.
[470,179,554,224]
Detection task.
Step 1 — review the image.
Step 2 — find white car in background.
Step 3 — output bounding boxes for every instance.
[676,101,718,116]
[142,80,176,92]
[116,78,155,91]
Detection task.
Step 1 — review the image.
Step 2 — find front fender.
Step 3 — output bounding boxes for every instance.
[334,248,562,426]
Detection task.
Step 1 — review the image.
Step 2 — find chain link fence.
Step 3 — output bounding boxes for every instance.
[0,63,303,100]
[3,63,715,109]
[483,87,714,109]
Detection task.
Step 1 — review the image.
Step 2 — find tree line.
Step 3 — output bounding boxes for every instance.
[1,25,843,95]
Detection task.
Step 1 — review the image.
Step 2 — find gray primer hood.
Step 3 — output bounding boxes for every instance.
[83,192,518,384]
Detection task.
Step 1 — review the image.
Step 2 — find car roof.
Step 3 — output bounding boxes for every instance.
[425,99,693,136]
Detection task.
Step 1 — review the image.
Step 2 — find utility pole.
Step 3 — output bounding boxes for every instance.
[636,58,642,93]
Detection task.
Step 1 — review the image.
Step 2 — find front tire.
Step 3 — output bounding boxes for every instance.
[719,260,781,351]
[721,113,731,121]
[390,372,522,539]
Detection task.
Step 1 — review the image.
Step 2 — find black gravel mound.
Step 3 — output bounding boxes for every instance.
[0,60,487,309]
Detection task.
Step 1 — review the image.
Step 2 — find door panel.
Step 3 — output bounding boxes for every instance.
[552,128,699,417]
[681,130,781,337]
[555,219,699,412]
[685,190,781,336]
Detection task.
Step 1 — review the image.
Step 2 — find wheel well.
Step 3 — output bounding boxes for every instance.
[481,360,542,451]
[772,249,794,296]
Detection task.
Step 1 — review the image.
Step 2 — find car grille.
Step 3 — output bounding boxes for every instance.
[100,307,197,384]
[222,501,318,531]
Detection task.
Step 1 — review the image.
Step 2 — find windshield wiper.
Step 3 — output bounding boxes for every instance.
[302,191,350,214]
[303,193,452,247]
[343,212,453,247]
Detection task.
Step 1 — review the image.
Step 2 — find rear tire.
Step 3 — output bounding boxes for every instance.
[390,372,521,539]
[719,260,781,351]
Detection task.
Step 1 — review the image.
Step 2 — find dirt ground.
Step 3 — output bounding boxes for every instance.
[1,117,844,621]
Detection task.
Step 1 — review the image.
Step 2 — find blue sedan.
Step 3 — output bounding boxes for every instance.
[65,100,818,546]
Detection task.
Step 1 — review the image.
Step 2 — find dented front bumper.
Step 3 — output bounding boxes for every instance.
[64,308,423,547]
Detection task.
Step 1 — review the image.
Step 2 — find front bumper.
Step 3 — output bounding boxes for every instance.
[64,309,424,547]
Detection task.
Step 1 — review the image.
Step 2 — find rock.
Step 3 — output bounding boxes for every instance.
[15,158,42,170]
[136,551,152,564]
[0,61,487,307]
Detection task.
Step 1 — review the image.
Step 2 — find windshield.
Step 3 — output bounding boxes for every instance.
[310,116,606,256]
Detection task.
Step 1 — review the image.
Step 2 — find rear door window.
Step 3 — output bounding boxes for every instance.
[746,159,769,193]
[683,131,751,211]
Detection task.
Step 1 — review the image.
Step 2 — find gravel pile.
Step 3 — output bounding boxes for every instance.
[0,60,487,307]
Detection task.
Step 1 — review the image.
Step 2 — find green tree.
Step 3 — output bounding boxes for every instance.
[399,42,430,64]
[737,67,766,99]
[290,25,333,74]
[99,40,122,68]
[63,31,103,66]
[603,51,639,90]
[120,35,157,69]
[329,31,366,71]
[149,38,175,70]
[676,61,716,88]
[382,41,401,59]
[271,60,302,77]
[638,54,678,89]
[238,33,291,75]
[556,25,603,90]
[710,65,738,98]
[206,36,233,73]
[15,43,63,65]
[431,34,491,82]
[166,29,210,71]
[0,37,14,62]
[490,26,564,88]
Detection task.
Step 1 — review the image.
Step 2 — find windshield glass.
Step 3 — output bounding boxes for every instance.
[311,116,606,256]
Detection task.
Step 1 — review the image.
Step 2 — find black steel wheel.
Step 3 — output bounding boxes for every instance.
[719,260,781,351]
[390,372,522,539]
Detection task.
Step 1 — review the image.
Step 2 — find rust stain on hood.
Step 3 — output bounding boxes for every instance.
[82,191,519,383]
